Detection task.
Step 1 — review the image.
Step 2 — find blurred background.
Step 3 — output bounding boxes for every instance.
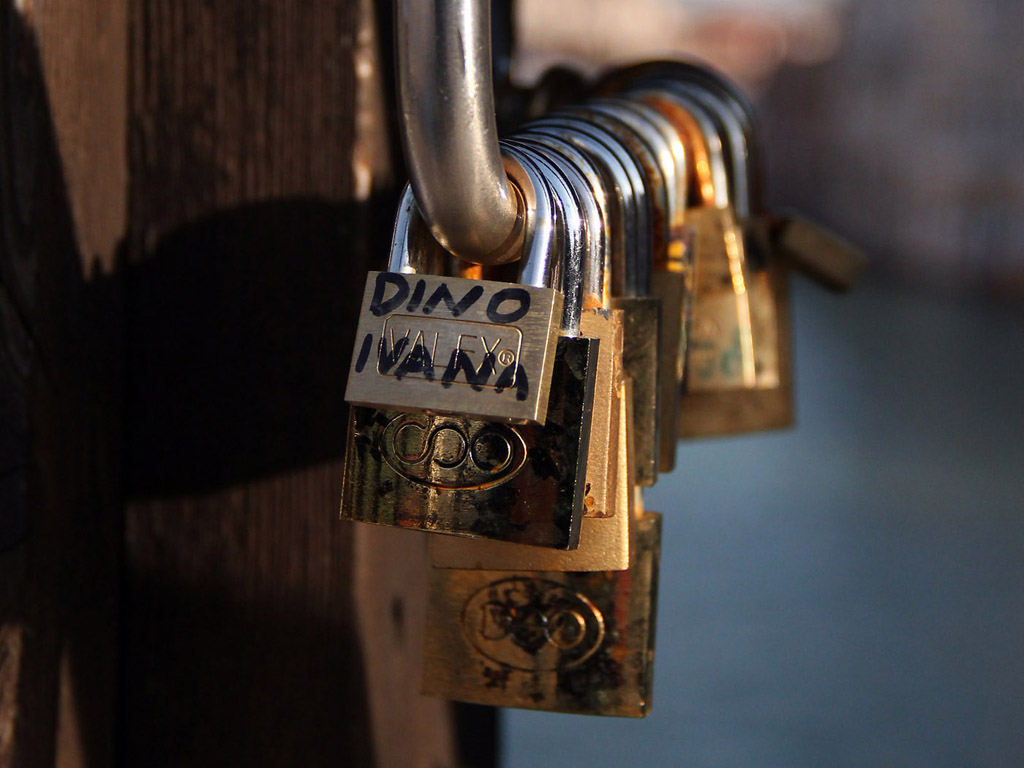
[504,0,1024,764]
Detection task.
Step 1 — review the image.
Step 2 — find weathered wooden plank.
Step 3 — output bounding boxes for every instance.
[0,1,126,766]
[122,0,490,765]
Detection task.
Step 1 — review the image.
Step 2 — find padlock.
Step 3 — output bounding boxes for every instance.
[640,79,794,434]
[508,133,628,520]
[422,506,661,717]
[622,86,760,399]
[430,133,636,572]
[584,98,693,474]
[552,103,674,486]
[345,183,562,425]
[340,150,599,549]
[429,376,636,572]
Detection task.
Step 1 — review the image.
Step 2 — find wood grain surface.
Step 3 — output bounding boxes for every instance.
[2,0,496,765]
[0,1,124,765]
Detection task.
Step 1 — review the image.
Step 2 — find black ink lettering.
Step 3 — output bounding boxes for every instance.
[377,333,410,373]
[354,333,373,373]
[486,288,531,324]
[494,364,530,401]
[394,341,434,380]
[406,278,426,312]
[423,283,484,317]
[370,272,410,316]
[441,350,497,391]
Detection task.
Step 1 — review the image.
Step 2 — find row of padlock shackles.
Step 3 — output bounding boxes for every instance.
[345,59,792,546]
[395,0,765,268]
[390,59,788,424]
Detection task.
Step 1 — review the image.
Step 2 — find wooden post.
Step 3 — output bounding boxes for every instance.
[1,0,497,765]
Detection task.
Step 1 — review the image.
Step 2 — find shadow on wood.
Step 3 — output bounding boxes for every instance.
[124,197,394,499]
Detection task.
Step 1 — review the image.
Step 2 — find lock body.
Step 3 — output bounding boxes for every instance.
[422,511,662,717]
[683,205,757,391]
[429,377,636,572]
[678,251,793,436]
[579,308,625,520]
[341,335,598,548]
[346,271,563,424]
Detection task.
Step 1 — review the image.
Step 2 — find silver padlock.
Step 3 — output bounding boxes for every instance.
[346,181,563,425]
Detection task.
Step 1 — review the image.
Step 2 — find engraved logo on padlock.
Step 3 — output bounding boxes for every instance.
[347,270,563,424]
[379,413,527,490]
[462,577,606,672]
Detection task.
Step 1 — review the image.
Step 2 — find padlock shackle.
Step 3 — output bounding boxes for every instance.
[510,135,612,311]
[395,0,524,265]
[646,90,731,210]
[590,98,688,248]
[671,83,753,220]
[595,60,766,215]
[528,117,653,299]
[502,143,583,337]
[387,185,451,275]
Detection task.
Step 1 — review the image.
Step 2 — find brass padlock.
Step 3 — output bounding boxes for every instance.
[340,151,599,549]
[603,63,800,435]
[421,509,662,717]
[508,133,629,521]
[553,104,670,486]
[430,133,636,572]
[429,378,636,572]
[638,88,757,389]
[345,183,561,425]
[658,80,793,434]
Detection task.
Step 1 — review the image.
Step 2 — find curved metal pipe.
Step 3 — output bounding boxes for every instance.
[395,0,523,264]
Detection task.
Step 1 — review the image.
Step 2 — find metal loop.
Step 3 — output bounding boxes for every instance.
[396,0,524,265]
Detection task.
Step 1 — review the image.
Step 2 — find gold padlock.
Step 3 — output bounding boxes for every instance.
[662,80,792,434]
[429,377,636,572]
[421,508,662,717]
[503,138,622,524]
[604,63,797,436]
[554,104,669,487]
[340,151,599,549]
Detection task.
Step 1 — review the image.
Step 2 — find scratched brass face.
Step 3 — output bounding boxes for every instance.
[650,267,689,473]
[340,336,598,549]
[428,377,636,572]
[679,254,793,436]
[579,308,624,520]
[346,271,564,424]
[611,295,661,486]
[422,511,661,717]
[684,205,757,392]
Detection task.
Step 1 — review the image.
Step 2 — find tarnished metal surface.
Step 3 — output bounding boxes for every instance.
[611,295,661,487]
[340,336,598,549]
[428,377,636,572]
[577,308,624,519]
[678,254,793,436]
[683,205,757,391]
[346,271,563,424]
[422,511,662,717]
